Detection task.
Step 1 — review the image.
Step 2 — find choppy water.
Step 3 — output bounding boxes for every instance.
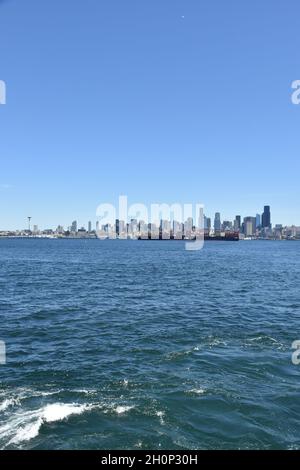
[0,238,300,450]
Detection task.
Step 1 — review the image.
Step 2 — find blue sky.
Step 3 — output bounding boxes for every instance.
[0,0,299,230]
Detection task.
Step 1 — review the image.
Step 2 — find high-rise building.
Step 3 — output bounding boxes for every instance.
[262,206,271,228]
[275,224,283,239]
[115,219,120,236]
[184,217,193,238]
[214,212,221,232]
[129,219,138,237]
[222,221,232,231]
[71,220,77,233]
[88,221,92,233]
[204,216,211,231]
[234,215,241,231]
[256,214,261,228]
[118,220,126,238]
[160,219,171,239]
[173,220,183,239]
[243,217,256,237]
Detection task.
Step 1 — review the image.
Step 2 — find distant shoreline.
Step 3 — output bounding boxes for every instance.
[1,236,299,242]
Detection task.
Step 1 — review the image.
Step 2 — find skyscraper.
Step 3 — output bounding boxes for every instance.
[184,217,193,238]
[222,220,232,231]
[204,216,211,231]
[115,219,120,236]
[214,212,221,232]
[88,221,92,233]
[256,214,261,228]
[234,215,241,231]
[262,206,271,229]
[71,220,77,233]
[243,217,256,237]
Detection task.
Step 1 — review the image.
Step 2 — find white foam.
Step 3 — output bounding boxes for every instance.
[73,389,97,395]
[0,402,95,448]
[43,403,91,423]
[0,398,20,412]
[187,388,205,395]
[33,390,62,397]
[156,411,165,424]
[2,387,62,401]
[249,336,264,342]
[0,409,41,447]
[114,405,134,415]
[208,338,227,347]
[0,400,134,447]
[9,417,43,445]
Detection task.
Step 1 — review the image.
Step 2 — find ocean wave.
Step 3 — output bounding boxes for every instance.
[0,398,20,412]
[165,340,227,360]
[0,387,97,412]
[0,387,63,402]
[185,388,206,396]
[165,350,193,361]
[245,335,286,350]
[42,403,93,423]
[0,400,137,448]
[248,335,277,343]
[9,416,44,445]
[0,403,95,448]
[72,389,98,396]
[114,405,134,415]
[27,390,64,398]
[156,411,165,424]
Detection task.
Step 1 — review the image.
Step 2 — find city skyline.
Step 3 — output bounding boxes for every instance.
[1,201,299,232]
[2,204,300,240]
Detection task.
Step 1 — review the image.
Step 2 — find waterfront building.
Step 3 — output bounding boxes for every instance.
[173,220,183,239]
[71,220,77,233]
[184,217,193,239]
[256,214,261,228]
[118,220,127,239]
[262,206,271,229]
[234,215,241,231]
[150,222,159,240]
[115,219,120,236]
[222,221,232,231]
[243,217,256,237]
[275,224,283,239]
[214,212,221,232]
[138,220,148,239]
[204,216,211,231]
[160,219,171,239]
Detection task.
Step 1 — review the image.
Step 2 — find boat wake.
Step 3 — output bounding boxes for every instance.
[0,402,95,448]
[0,385,137,449]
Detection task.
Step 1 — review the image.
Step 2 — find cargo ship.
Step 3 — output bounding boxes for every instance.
[204,232,239,241]
[138,232,239,241]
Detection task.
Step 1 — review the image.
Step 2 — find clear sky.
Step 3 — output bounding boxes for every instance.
[0,0,300,230]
